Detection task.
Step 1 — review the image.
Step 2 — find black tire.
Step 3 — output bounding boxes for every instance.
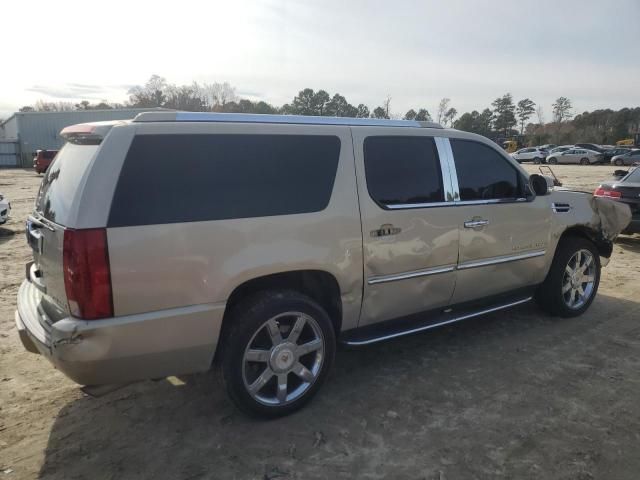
[580,158,589,165]
[221,290,336,418]
[548,157,558,164]
[534,157,541,164]
[614,159,623,166]
[536,236,601,317]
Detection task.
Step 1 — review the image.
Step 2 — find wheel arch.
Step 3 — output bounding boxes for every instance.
[559,225,613,258]
[218,270,343,359]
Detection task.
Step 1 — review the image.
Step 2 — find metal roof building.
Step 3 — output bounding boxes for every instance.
[0,108,168,167]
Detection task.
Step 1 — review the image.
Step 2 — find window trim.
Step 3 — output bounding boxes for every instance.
[446,138,528,205]
[362,135,449,211]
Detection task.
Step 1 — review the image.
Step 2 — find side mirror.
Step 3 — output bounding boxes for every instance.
[529,174,550,196]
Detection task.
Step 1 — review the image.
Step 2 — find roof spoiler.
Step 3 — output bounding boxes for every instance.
[60,120,128,145]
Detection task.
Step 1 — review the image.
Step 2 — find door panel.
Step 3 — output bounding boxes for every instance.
[446,138,552,304]
[353,128,459,326]
[450,202,551,303]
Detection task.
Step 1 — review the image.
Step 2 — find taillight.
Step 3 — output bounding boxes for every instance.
[593,187,622,198]
[63,228,113,319]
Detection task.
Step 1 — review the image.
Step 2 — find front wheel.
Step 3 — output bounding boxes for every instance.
[614,159,623,166]
[221,290,335,417]
[536,236,601,317]
[548,157,558,164]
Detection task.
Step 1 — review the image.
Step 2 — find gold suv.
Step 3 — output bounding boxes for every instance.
[16,112,629,417]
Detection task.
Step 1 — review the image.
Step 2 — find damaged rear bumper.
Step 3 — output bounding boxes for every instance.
[15,280,225,386]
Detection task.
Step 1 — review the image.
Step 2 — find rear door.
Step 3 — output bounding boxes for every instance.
[27,142,101,316]
[353,128,459,326]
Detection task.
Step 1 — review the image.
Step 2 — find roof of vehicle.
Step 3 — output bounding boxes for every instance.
[132,111,445,129]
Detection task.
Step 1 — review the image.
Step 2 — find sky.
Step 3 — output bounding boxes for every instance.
[1,0,639,120]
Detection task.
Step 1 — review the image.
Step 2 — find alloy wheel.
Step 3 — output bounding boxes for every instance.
[562,249,596,309]
[242,312,325,406]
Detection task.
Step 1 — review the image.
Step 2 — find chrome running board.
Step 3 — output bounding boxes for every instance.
[341,296,533,346]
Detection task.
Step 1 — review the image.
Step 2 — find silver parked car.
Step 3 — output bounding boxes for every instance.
[547,148,603,165]
[16,112,630,417]
[610,149,640,166]
[511,147,547,164]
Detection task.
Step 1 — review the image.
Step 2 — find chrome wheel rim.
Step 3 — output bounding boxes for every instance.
[242,312,324,406]
[562,249,596,309]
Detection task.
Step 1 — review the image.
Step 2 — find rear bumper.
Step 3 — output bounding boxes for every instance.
[15,280,226,386]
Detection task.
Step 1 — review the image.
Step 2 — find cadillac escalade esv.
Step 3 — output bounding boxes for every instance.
[16,112,630,417]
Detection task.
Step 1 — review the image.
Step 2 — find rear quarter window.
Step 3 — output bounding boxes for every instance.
[108,134,341,227]
[36,143,99,225]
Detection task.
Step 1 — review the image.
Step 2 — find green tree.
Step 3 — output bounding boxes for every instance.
[443,107,458,127]
[356,104,370,118]
[325,94,358,117]
[492,93,517,136]
[404,109,417,120]
[436,98,450,124]
[454,111,479,132]
[415,109,432,121]
[516,98,536,134]
[552,96,573,123]
[372,106,389,119]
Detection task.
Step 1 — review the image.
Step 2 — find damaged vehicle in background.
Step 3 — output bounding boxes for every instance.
[15,113,632,418]
[594,167,640,234]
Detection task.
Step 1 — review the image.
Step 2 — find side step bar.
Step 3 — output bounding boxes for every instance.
[340,296,533,346]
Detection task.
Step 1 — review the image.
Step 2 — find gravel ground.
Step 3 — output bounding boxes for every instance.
[1,165,639,480]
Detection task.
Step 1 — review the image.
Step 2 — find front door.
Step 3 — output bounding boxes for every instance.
[353,128,459,326]
[444,138,552,304]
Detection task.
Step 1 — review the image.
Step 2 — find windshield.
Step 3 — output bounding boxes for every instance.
[36,143,99,225]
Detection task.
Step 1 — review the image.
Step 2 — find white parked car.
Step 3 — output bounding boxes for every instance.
[546,148,603,165]
[0,192,10,225]
[511,147,548,164]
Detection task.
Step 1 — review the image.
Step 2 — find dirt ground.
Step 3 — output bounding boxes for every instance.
[1,165,639,480]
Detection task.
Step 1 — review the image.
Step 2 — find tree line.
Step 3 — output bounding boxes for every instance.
[16,75,640,145]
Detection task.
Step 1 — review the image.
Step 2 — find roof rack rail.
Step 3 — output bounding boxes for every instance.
[132,111,444,129]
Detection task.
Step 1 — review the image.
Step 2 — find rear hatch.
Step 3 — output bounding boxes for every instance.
[27,123,114,320]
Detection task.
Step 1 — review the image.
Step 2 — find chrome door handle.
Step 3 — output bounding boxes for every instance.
[464,219,489,228]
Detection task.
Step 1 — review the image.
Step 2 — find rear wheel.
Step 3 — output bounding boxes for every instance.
[614,158,624,166]
[580,158,589,165]
[534,157,542,164]
[221,290,335,417]
[536,236,600,317]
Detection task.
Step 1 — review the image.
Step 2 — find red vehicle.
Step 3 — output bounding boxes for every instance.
[33,149,58,174]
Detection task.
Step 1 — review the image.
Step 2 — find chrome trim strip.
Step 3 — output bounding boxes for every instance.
[458,249,546,270]
[438,137,460,201]
[455,198,528,206]
[343,297,533,346]
[160,112,445,129]
[435,137,457,202]
[387,201,451,210]
[368,264,456,285]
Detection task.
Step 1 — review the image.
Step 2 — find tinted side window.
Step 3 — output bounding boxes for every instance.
[363,136,443,207]
[450,139,521,201]
[108,134,340,227]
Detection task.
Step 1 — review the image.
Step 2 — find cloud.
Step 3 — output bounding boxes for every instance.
[26,84,125,100]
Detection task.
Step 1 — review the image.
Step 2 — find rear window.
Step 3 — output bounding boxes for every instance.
[108,134,341,227]
[36,143,99,224]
